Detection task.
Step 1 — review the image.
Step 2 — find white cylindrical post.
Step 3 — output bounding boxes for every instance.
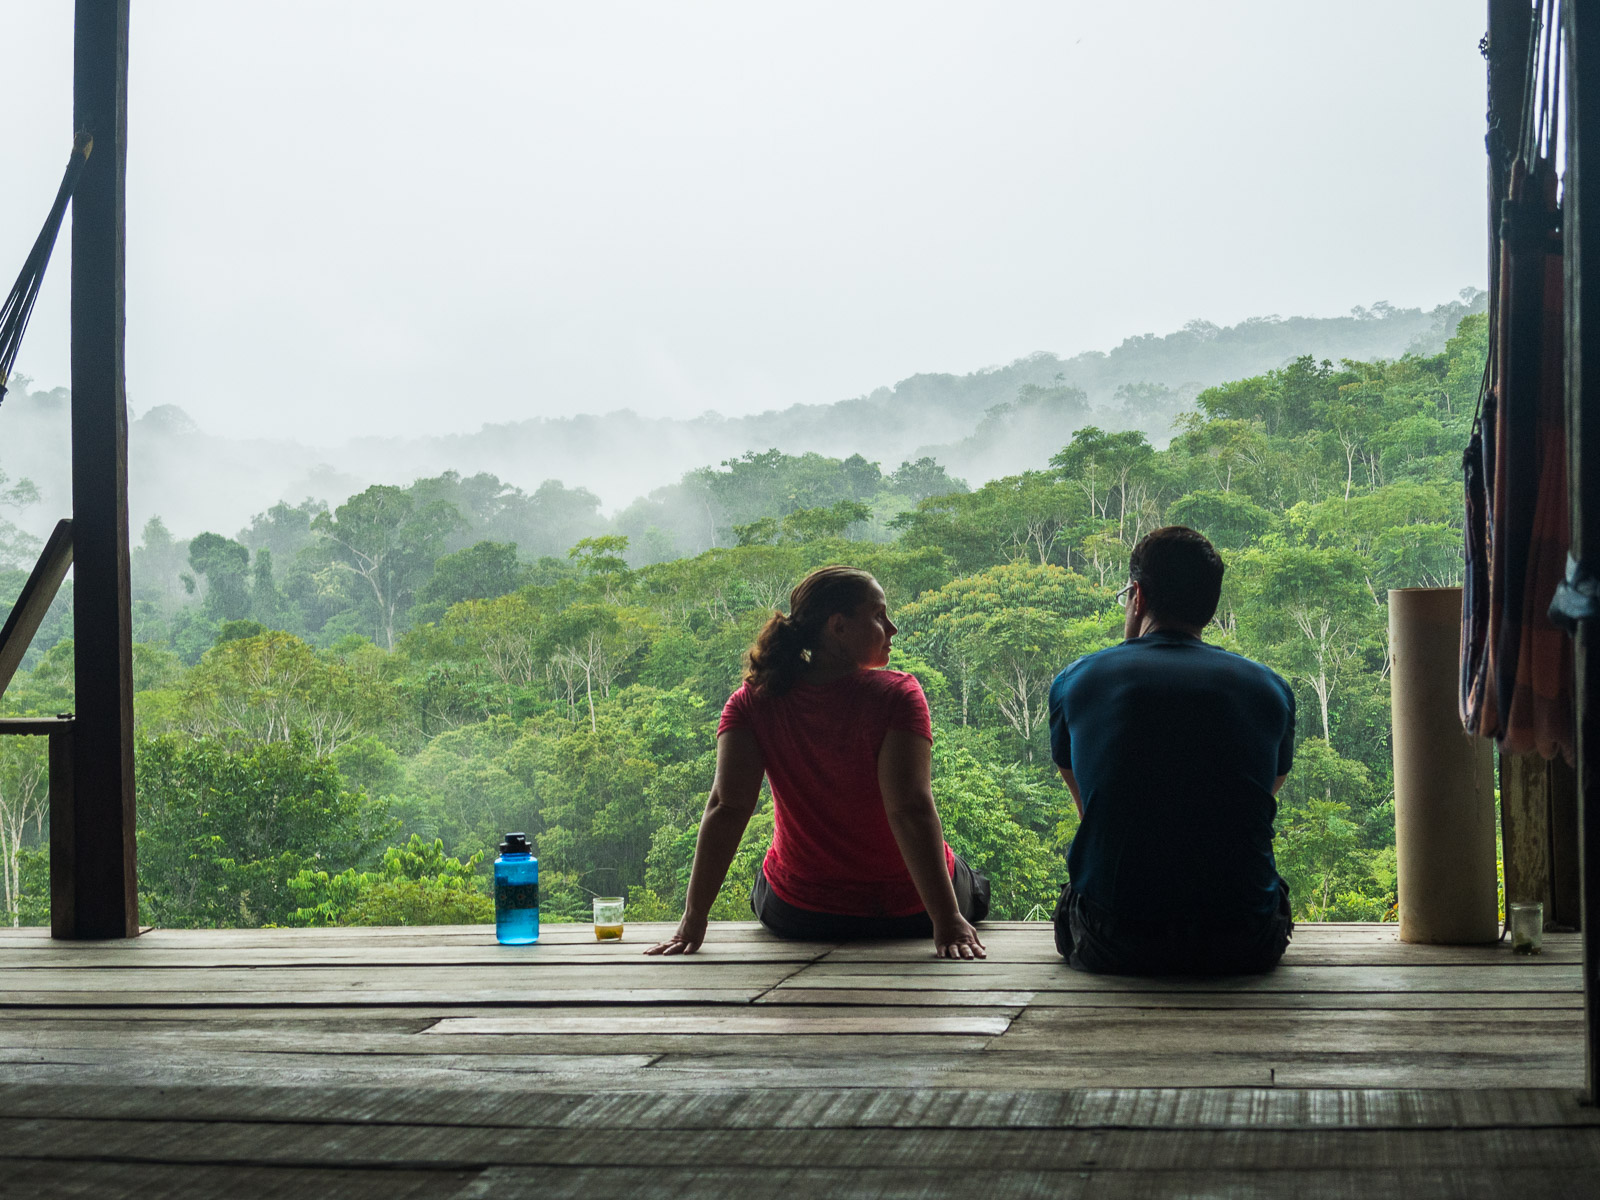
[1390,586,1500,944]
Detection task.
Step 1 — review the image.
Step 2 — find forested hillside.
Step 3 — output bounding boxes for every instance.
[0,314,1486,929]
[0,294,1482,548]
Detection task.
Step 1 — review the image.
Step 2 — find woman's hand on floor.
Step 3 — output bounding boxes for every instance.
[933,915,986,959]
[644,912,709,955]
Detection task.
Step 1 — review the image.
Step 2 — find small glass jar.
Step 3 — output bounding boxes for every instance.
[1509,901,1543,955]
[593,895,625,942]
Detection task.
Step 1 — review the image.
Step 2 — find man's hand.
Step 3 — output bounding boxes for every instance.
[933,914,987,959]
[644,911,708,956]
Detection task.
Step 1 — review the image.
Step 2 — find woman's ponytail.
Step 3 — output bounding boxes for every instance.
[742,565,880,696]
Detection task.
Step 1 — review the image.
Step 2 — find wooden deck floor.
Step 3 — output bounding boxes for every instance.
[1,921,1595,1197]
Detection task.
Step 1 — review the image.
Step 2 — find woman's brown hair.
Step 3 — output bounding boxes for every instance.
[744,565,881,695]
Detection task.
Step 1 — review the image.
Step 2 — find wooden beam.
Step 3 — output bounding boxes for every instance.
[0,717,74,737]
[65,0,136,940]
[1488,0,1534,330]
[1562,0,1600,1105]
[0,519,72,699]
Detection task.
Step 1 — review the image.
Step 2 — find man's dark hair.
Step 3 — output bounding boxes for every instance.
[1128,526,1224,628]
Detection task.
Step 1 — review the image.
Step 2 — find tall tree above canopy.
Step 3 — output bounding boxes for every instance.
[187,532,252,623]
[1050,427,1157,542]
[313,485,462,649]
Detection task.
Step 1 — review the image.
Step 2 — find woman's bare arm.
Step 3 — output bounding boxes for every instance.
[878,729,986,959]
[645,728,764,955]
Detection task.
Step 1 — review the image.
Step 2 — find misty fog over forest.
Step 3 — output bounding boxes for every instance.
[0,292,1482,548]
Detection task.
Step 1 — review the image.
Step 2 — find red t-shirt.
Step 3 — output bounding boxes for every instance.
[718,668,955,917]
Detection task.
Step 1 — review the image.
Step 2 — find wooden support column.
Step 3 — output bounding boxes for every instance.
[61,0,136,939]
[1502,752,1554,916]
[1488,0,1533,330]
[1501,752,1583,928]
[1563,0,1600,1105]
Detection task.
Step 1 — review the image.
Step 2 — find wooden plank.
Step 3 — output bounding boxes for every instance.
[0,522,72,700]
[778,964,1586,993]
[1020,990,1584,1010]
[0,920,1515,951]
[0,988,770,1008]
[65,0,137,942]
[1,1162,482,1200]
[0,920,1446,945]
[455,1165,1600,1200]
[0,962,800,994]
[5,1083,1597,1130]
[0,1051,664,1091]
[0,923,828,953]
[0,1029,1002,1059]
[635,1054,1278,1090]
[425,1011,1014,1037]
[994,1008,1585,1056]
[757,989,1039,1008]
[820,938,1583,966]
[0,941,827,968]
[1273,1063,1587,1088]
[4,1120,1600,1172]
[38,941,1557,968]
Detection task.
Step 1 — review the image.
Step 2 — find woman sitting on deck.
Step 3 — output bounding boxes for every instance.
[645,565,990,959]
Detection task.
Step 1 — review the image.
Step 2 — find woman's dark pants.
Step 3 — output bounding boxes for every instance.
[1052,878,1294,975]
[750,855,991,940]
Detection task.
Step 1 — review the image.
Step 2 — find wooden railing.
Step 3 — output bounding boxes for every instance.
[0,520,80,937]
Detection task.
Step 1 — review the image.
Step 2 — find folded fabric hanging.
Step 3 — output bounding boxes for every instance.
[0,131,93,408]
[1466,0,1576,761]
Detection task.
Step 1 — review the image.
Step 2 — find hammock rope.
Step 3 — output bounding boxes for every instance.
[0,131,94,407]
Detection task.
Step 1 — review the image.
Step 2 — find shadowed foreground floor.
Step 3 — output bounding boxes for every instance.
[0,921,1593,1198]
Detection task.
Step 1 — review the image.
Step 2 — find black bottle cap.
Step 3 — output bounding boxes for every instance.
[500,832,531,855]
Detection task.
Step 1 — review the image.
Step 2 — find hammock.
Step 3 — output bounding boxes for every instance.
[1462,0,1575,761]
[0,132,93,407]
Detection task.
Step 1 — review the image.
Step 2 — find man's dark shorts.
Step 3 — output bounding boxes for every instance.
[751,854,991,941]
[1053,877,1293,975]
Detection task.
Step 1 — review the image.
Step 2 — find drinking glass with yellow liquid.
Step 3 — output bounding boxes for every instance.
[593,896,625,941]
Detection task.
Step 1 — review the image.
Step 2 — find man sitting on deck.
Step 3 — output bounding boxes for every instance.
[1048,525,1295,975]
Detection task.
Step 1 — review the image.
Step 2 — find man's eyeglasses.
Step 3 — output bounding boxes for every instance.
[1115,579,1136,606]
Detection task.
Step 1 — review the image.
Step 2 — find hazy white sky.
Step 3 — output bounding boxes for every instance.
[0,2,1487,443]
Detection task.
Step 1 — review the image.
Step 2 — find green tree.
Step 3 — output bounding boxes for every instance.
[289,835,493,926]
[1275,739,1388,920]
[137,732,392,928]
[0,469,41,572]
[187,532,252,623]
[414,540,528,624]
[0,738,47,926]
[899,562,1114,733]
[313,484,463,648]
[180,631,400,754]
[1229,547,1382,749]
[932,742,1062,918]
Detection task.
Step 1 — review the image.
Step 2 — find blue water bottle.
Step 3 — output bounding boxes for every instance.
[494,832,539,945]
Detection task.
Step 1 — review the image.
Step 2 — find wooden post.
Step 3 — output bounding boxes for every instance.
[1501,752,1554,918]
[1501,752,1584,928]
[1488,0,1533,331]
[1563,0,1600,1105]
[63,0,136,940]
